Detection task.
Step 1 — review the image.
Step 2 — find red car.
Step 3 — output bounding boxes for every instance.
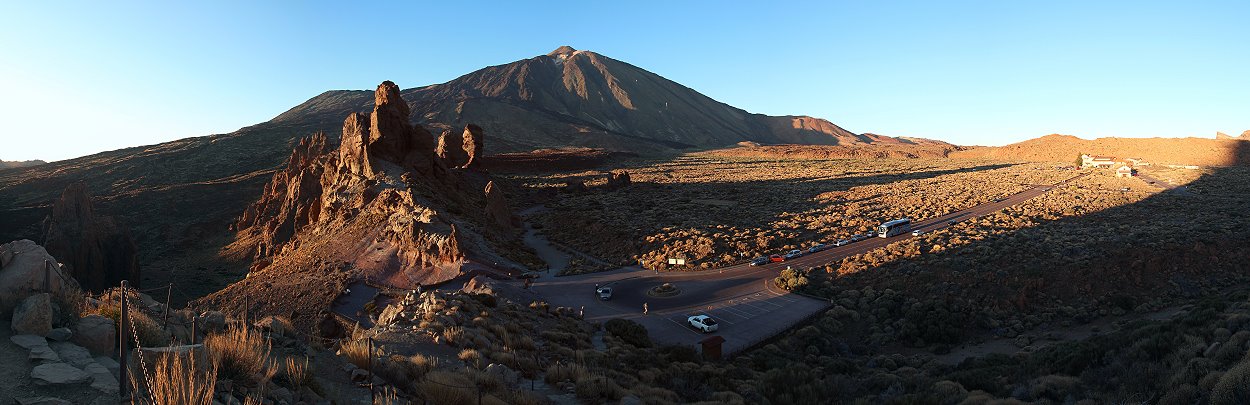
[769,254,784,263]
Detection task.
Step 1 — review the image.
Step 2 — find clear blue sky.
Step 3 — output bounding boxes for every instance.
[2,1,1247,162]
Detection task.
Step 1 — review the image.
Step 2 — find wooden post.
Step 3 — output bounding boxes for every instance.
[119,280,130,400]
[190,314,197,345]
[162,283,172,329]
[43,260,49,292]
[368,337,375,404]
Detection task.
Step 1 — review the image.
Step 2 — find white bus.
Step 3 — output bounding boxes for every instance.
[877,218,911,238]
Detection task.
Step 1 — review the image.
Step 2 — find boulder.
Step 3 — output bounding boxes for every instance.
[0,240,78,311]
[51,342,95,368]
[201,310,226,333]
[484,363,518,385]
[0,242,13,268]
[254,316,288,336]
[41,182,140,292]
[47,327,72,342]
[85,361,118,394]
[29,345,60,362]
[11,334,48,350]
[13,293,53,336]
[31,362,91,385]
[72,314,116,355]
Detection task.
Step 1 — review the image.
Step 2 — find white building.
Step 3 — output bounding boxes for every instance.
[1081,154,1117,168]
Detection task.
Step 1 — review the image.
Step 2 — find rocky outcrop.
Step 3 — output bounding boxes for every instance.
[40,183,139,292]
[436,124,485,170]
[227,81,517,291]
[233,134,331,260]
[1217,131,1234,139]
[605,170,631,189]
[369,81,438,174]
[483,181,516,229]
[0,240,78,311]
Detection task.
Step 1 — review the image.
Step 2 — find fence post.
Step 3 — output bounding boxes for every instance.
[162,283,172,329]
[119,280,130,400]
[190,314,198,345]
[368,337,376,404]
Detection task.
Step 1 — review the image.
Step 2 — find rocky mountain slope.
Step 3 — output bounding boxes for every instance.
[952,134,1250,166]
[1215,130,1250,140]
[271,46,940,154]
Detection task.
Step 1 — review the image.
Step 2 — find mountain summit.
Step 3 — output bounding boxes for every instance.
[275,47,941,153]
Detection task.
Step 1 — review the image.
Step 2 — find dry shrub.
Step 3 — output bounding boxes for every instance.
[205,324,276,385]
[133,352,218,405]
[1211,357,1250,405]
[281,356,310,389]
[419,371,475,405]
[337,338,374,370]
[575,374,625,402]
[96,298,168,347]
[545,362,590,384]
[458,348,482,365]
[376,354,435,389]
[443,326,464,346]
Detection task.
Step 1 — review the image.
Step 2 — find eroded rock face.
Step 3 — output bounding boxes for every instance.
[229,81,515,288]
[484,181,516,229]
[368,81,437,174]
[41,183,139,292]
[605,170,631,189]
[12,293,53,336]
[234,134,331,261]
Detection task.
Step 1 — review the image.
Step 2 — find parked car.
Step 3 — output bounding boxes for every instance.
[834,239,850,247]
[597,287,613,301]
[784,250,803,260]
[866,231,878,238]
[750,256,771,266]
[947,220,956,226]
[850,234,866,242]
[688,315,719,333]
[807,244,826,253]
[911,229,924,236]
[769,254,784,263]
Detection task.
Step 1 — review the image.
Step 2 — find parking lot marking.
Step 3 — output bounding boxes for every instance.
[715,305,753,320]
[665,316,704,336]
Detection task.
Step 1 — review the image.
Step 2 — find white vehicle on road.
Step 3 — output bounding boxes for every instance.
[688,315,719,333]
[911,229,924,236]
[878,218,912,238]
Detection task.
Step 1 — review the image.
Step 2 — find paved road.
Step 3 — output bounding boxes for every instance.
[532,172,1087,355]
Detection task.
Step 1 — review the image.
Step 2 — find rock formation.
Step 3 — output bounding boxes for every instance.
[40,183,139,292]
[228,81,516,288]
[483,181,516,229]
[1217,131,1233,140]
[436,124,485,169]
[604,170,632,189]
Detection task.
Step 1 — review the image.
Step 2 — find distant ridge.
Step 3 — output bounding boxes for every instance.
[0,159,46,169]
[951,134,1250,166]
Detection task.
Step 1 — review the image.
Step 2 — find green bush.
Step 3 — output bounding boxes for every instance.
[604,318,652,348]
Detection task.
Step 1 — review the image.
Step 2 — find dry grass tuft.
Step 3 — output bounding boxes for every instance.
[337,338,375,370]
[132,352,218,405]
[281,356,310,389]
[205,324,276,385]
[545,362,590,384]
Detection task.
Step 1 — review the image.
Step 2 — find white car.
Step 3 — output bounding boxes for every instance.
[688,315,719,333]
[834,239,850,247]
[911,229,924,236]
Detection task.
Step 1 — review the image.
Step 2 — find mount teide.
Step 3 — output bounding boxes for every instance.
[274,46,940,153]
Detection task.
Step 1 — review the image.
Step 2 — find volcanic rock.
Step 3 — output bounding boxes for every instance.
[436,124,485,170]
[40,183,139,292]
[483,181,516,229]
[604,170,631,189]
[369,81,437,174]
[0,240,78,311]
[72,314,115,355]
[31,362,90,386]
[338,112,372,177]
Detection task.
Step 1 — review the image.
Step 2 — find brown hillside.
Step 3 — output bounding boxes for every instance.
[951,134,1250,166]
[700,142,965,160]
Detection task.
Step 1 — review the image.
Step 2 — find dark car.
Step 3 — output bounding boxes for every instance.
[807,244,826,253]
[750,256,770,266]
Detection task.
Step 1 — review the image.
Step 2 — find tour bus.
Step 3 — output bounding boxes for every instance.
[877,218,912,238]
